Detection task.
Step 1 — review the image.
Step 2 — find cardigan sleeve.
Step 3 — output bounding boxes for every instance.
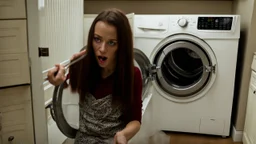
[130,67,143,123]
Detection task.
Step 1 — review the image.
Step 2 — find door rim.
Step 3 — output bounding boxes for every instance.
[134,48,151,99]
[52,83,78,139]
[156,41,210,96]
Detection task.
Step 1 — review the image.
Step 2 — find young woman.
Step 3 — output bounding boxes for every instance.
[47,8,143,144]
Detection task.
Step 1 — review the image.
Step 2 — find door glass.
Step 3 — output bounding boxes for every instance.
[61,81,79,130]
[155,41,212,97]
[51,81,79,139]
[162,48,203,87]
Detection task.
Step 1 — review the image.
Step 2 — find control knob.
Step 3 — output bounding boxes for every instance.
[178,18,188,27]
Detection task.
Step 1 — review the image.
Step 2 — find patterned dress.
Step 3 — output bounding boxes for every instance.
[74,67,143,143]
[74,93,126,144]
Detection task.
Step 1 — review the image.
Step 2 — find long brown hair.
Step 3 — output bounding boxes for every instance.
[69,8,134,114]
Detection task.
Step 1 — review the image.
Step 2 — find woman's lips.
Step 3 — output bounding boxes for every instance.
[98,56,107,64]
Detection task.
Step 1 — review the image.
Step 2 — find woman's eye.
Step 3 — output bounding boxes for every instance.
[108,41,116,46]
[93,37,101,43]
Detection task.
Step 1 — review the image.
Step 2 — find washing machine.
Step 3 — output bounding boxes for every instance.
[133,15,240,137]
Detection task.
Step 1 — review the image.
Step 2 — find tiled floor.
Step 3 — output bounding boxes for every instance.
[167,132,243,144]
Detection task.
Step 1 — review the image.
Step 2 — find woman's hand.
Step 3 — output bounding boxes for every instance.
[70,49,86,61]
[47,49,86,86]
[113,131,127,144]
[47,64,66,86]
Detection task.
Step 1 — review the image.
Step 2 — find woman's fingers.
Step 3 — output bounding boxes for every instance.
[70,49,86,61]
[47,64,66,86]
[56,65,65,80]
[47,66,58,84]
[47,50,86,86]
[80,49,86,55]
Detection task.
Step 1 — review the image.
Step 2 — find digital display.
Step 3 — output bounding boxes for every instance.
[197,17,233,30]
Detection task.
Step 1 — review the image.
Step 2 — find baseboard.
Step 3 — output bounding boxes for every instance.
[231,125,243,142]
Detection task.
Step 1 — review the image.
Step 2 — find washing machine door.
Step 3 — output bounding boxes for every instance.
[154,34,217,101]
[46,47,87,139]
[50,82,79,138]
[134,48,152,99]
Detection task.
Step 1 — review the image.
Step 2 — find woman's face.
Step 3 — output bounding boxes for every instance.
[93,21,118,70]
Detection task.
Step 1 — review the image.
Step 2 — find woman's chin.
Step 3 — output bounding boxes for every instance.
[98,62,107,68]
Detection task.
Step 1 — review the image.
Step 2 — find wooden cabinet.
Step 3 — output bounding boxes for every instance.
[0,86,34,144]
[0,0,34,143]
[1,125,27,144]
[0,53,30,87]
[0,0,26,19]
[0,11,30,88]
[0,20,28,54]
[244,85,255,143]
[243,70,256,144]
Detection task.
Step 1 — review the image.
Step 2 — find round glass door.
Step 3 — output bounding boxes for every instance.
[134,48,151,99]
[154,35,217,99]
[52,81,79,138]
[49,47,87,139]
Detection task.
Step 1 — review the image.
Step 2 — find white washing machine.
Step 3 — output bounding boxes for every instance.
[133,15,240,137]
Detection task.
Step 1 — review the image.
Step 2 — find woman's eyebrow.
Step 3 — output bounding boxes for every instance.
[94,34,117,41]
[109,39,118,41]
[94,34,102,38]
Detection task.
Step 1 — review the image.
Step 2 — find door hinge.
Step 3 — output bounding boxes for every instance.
[148,64,160,81]
[205,65,216,73]
[38,47,49,57]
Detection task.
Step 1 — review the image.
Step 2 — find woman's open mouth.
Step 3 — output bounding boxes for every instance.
[98,56,108,64]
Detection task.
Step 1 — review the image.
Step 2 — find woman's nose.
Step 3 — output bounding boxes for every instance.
[99,42,107,53]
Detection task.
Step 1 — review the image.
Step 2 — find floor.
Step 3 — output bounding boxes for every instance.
[62,131,244,144]
[167,132,243,144]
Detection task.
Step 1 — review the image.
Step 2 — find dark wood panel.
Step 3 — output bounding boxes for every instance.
[84,0,233,14]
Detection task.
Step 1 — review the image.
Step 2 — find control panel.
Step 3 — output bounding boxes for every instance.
[197,17,233,30]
